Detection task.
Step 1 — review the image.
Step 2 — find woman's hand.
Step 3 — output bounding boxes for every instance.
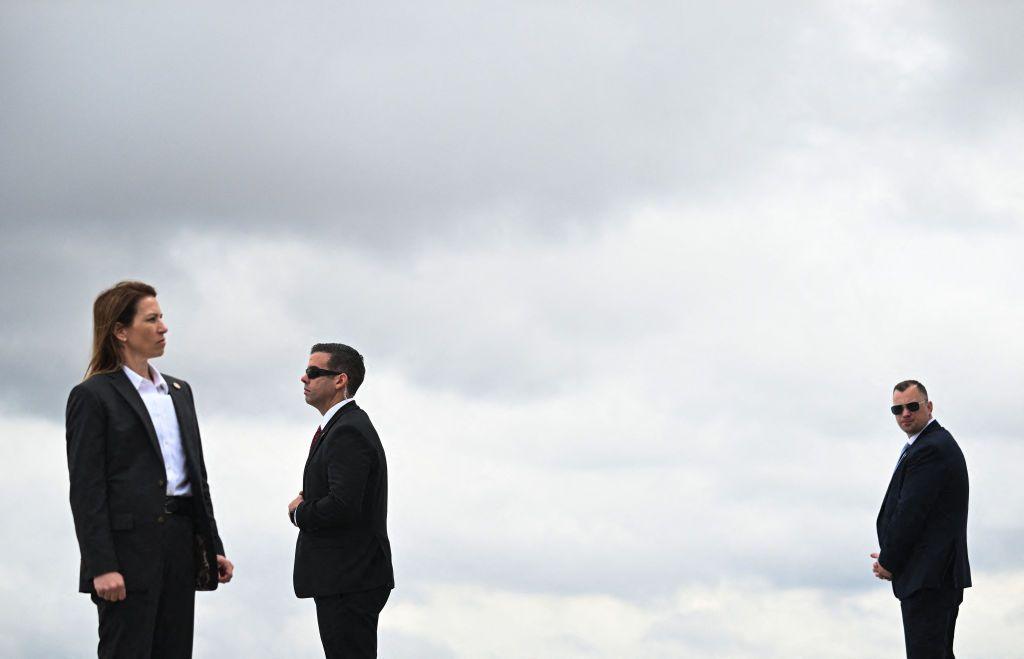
[217,555,234,583]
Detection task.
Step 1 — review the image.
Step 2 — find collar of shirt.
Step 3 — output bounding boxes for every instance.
[322,397,355,426]
[122,364,168,394]
[907,417,936,445]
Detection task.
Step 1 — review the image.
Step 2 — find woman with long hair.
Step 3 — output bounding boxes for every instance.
[66,280,233,658]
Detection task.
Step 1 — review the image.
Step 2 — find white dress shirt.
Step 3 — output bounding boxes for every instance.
[123,364,192,496]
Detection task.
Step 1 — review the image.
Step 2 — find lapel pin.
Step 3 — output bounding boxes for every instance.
[172,382,181,390]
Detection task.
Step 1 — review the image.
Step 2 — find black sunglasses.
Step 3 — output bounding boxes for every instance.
[305,366,342,380]
[890,401,924,415]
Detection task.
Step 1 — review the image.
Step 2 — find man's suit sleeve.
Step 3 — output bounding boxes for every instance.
[877,443,948,575]
[183,381,225,556]
[294,427,374,530]
[66,384,120,579]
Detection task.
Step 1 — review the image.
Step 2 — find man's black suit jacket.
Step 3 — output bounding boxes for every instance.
[66,369,225,594]
[293,401,394,598]
[876,420,971,600]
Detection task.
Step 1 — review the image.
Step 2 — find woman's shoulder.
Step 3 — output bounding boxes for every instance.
[74,370,120,391]
[67,370,120,406]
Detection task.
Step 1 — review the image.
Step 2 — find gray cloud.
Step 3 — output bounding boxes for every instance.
[4,1,975,241]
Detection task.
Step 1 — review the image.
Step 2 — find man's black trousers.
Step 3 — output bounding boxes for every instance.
[314,585,391,659]
[900,587,963,659]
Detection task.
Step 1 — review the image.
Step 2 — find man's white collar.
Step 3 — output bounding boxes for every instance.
[322,397,355,426]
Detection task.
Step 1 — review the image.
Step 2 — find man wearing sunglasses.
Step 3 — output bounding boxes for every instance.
[872,380,970,658]
[289,343,394,658]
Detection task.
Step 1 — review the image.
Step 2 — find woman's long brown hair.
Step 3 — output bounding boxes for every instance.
[85,281,157,378]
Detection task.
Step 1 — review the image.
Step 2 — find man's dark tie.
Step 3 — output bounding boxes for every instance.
[308,426,323,457]
[893,442,911,473]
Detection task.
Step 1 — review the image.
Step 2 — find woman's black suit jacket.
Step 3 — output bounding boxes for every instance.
[65,369,225,594]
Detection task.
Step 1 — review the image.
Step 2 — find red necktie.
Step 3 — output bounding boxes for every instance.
[308,426,323,456]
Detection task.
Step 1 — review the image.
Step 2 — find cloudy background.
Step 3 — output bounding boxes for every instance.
[2,1,1023,656]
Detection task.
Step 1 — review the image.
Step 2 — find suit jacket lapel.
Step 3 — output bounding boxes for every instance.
[884,420,943,505]
[109,370,165,466]
[896,421,941,470]
[303,402,357,471]
[167,378,198,469]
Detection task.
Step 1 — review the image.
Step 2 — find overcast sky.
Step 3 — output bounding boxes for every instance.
[3,2,1023,657]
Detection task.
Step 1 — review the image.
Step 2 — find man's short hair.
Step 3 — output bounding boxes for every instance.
[311,343,365,395]
[894,379,928,400]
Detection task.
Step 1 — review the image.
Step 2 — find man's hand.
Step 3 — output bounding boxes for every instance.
[216,555,234,583]
[288,492,304,514]
[93,571,126,602]
[870,552,893,580]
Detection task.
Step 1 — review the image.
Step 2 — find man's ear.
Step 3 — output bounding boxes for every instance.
[336,372,349,393]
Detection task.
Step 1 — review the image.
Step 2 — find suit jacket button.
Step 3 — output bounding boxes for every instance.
[159,479,165,487]
[157,515,166,523]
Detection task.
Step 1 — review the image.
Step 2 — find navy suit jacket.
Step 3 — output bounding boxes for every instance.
[65,369,225,593]
[876,420,971,600]
[293,401,394,598]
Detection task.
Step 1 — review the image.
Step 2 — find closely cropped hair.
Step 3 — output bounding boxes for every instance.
[311,343,366,395]
[894,379,928,400]
[86,281,158,378]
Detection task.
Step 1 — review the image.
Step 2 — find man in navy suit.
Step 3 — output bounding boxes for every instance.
[872,380,971,658]
[288,343,394,658]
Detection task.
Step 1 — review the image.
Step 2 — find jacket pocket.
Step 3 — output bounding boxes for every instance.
[110,513,134,530]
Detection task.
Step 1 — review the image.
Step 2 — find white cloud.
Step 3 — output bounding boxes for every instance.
[383,573,1024,658]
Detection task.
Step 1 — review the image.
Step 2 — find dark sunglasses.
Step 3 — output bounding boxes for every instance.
[890,401,924,415]
[305,366,342,380]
